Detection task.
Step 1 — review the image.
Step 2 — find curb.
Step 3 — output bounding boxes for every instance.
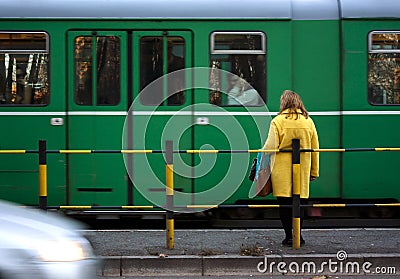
[98,254,400,276]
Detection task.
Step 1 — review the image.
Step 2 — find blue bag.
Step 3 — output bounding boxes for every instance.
[255,152,272,197]
[255,152,269,180]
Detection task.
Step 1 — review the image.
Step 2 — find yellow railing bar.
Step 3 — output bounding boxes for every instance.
[375,148,400,152]
[121,205,155,209]
[313,204,347,207]
[375,203,400,206]
[0,150,27,154]
[186,205,218,209]
[59,205,93,209]
[186,150,219,154]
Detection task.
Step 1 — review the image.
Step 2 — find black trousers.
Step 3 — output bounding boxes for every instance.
[276,197,306,239]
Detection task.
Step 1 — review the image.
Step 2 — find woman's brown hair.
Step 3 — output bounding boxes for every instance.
[278,90,309,119]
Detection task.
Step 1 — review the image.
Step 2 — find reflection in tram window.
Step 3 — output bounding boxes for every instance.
[75,37,92,105]
[209,32,266,106]
[0,32,49,105]
[97,37,120,105]
[74,36,120,106]
[368,32,400,105]
[140,36,185,106]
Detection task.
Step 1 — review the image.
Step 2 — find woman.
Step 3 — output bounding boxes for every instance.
[263,90,319,246]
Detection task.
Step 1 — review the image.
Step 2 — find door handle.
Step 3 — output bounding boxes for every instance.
[50,118,64,126]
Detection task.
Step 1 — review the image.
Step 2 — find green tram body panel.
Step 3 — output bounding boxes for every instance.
[0,11,399,208]
[341,20,400,200]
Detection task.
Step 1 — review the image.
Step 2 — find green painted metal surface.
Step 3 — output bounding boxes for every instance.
[0,16,399,209]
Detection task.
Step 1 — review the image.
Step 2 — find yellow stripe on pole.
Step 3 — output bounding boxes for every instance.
[375,203,400,207]
[166,164,174,195]
[59,150,92,154]
[292,217,301,249]
[39,164,47,196]
[0,150,27,154]
[165,140,174,250]
[166,219,174,249]
[292,164,301,195]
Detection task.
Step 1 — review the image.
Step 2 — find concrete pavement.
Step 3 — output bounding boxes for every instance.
[85,228,400,277]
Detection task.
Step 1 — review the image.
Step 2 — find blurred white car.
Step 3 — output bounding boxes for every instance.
[0,200,98,279]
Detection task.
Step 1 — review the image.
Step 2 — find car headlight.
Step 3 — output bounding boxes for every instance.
[38,240,86,262]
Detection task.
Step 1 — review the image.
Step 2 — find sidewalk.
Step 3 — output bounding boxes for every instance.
[85,228,400,277]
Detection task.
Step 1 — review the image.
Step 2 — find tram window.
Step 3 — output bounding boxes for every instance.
[74,36,120,106]
[139,36,185,106]
[209,32,266,106]
[0,32,49,105]
[368,32,400,105]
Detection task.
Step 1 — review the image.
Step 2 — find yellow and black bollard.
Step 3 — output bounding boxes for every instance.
[165,140,174,250]
[38,140,47,210]
[292,139,301,249]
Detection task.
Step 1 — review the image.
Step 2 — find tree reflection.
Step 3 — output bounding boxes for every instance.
[368,33,400,105]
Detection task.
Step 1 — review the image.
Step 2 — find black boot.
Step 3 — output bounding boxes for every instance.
[282,236,305,247]
[282,237,293,246]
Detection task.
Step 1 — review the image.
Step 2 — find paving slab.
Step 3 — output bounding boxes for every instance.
[84,228,400,277]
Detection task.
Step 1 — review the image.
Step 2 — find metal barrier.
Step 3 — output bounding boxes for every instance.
[165,140,174,249]
[45,203,400,210]
[2,139,400,250]
[292,139,301,249]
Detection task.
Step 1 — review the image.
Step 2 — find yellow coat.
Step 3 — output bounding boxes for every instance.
[263,109,319,198]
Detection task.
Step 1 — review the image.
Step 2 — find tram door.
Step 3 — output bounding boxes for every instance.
[67,31,128,205]
[192,32,269,206]
[129,31,193,207]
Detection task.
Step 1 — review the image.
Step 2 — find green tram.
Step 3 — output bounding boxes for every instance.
[0,0,400,218]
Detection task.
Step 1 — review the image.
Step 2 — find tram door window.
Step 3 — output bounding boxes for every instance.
[368,31,400,105]
[209,32,266,106]
[0,32,49,105]
[74,36,121,106]
[139,36,186,106]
